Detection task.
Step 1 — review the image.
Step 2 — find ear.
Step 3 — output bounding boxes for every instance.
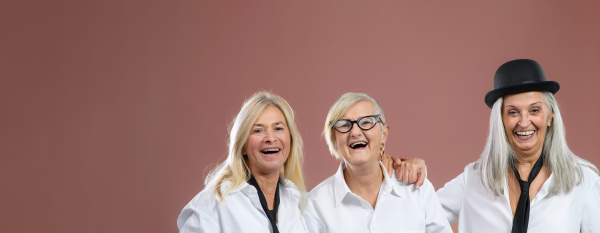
[547,112,554,127]
[381,124,390,144]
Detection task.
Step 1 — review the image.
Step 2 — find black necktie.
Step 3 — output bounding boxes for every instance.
[248,175,280,233]
[510,155,544,233]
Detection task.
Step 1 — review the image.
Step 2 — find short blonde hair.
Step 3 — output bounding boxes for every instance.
[205,91,306,199]
[323,92,386,160]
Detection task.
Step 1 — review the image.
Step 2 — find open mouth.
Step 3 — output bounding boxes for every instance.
[261,148,280,154]
[349,141,368,149]
[515,130,535,139]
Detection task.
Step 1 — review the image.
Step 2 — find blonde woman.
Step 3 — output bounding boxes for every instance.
[177,91,307,233]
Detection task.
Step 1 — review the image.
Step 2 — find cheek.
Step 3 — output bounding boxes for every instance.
[502,118,514,132]
[334,133,345,148]
[367,130,382,143]
[335,140,344,152]
[245,136,262,154]
[283,132,291,144]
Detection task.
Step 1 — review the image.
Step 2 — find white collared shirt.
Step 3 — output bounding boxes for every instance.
[302,162,452,233]
[437,162,600,233]
[177,175,307,233]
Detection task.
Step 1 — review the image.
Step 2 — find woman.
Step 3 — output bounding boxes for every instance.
[177,91,307,233]
[436,59,600,232]
[177,91,410,233]
[303,93,452,233]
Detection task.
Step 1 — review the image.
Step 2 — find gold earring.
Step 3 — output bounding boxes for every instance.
[380,143,385,159]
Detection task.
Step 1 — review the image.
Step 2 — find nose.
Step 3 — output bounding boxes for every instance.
[349,122,363,136]
[518,114,531,128]
[264,129,276,142]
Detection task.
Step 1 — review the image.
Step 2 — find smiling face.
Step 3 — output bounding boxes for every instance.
[502,91,554,157]
[334,100,388,167]
[244,105,291,176]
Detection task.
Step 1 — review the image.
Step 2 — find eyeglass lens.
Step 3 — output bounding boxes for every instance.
[333,115,379,133]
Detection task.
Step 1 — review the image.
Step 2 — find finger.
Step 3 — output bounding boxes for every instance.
[387,155,394,177]
[408,165,417,184]
[415,165,427,189]
[395,161,404,181]
[392,156,403,166]
[402,162,409,183]
[416,171,425,189]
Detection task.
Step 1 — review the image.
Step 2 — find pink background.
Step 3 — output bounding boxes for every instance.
[2,1,599,232]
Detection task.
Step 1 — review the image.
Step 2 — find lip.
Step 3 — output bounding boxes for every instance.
[514,130,535,141]
[348,140,368,150]
[260,146,281,158]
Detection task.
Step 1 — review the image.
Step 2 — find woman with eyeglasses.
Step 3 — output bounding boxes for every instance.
[302,92,452,233]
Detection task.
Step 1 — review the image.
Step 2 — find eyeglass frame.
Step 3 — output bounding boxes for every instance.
[329,115,384,133]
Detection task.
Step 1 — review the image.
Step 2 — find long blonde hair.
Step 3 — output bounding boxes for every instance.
[204,91,306,200]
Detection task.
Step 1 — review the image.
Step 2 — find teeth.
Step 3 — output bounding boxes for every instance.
[516,131,535,136]
[261,148,280,153]
[350,142,367,148]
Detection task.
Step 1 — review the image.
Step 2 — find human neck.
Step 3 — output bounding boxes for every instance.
[250,169,280,209]
[343,161,383,208]
[513,150,543,180]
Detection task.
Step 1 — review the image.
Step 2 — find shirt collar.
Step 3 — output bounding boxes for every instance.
[380,161,402,198]
[332,162,350,207]
[502,170,554,205]
[238,173,301,199]
[332,161,401,207]
[531,172,553,205]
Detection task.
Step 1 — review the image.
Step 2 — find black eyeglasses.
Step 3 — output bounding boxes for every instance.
[330,115,383,133]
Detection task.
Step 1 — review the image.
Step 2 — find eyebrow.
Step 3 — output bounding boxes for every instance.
[504,101,543,108]
[530,101,542,106]
[338,115,375,120]
[254,121,286,127]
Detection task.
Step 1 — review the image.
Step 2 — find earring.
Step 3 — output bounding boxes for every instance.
[380,143,385,159]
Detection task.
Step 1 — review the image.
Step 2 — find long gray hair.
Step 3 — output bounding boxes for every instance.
[475,91,598,196]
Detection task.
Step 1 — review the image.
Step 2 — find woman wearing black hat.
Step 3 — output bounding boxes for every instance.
[434,59,600,232]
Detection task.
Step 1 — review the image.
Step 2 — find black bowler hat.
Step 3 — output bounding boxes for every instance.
[484,59,560,108]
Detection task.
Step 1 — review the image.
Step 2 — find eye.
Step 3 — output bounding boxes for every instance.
[253,128,263,134]
[360,119,373,125]
[336,121,350,128]
[507,110,518,116]
[530,108,540,114]
[275,127,285,131]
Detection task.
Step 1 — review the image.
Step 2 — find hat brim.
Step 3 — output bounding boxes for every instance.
[484,81,560,108]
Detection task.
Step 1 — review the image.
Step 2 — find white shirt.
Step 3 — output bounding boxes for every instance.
[177,175,307,233]
[302,162,452,233]
[437,162,600,233]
